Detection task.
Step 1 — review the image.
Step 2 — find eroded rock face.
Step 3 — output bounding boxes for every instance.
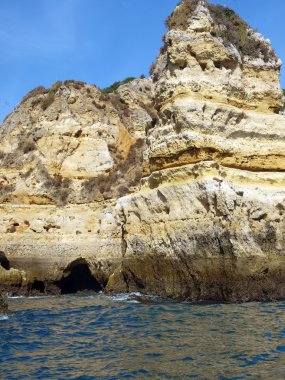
[0,78,155,295]
[151,0,282,113]
[0,79,155,204]
[0,0,285,301]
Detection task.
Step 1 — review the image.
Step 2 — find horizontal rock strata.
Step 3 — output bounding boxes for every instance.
[0,0,285,301]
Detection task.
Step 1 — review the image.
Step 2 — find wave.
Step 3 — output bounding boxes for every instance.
[100,292,170,304]
[7,295,56,300]
[107,292,143,302]
[69,291,162,303]
[0,314,8,320]
[6,292,169,304]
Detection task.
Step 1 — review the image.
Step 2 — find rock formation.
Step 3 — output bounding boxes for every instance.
[0,0,285,301]
[0,295,8,314]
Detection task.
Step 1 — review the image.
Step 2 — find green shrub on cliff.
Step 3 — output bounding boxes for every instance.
[166,0,276,63]
[208,5,275,62]
[41,81,62,110]
[22,86,47,103]
[165,0,200,29]
[102,77,136,93]
[21,81,63,111]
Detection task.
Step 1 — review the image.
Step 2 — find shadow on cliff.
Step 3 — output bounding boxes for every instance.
[0,251,10,270]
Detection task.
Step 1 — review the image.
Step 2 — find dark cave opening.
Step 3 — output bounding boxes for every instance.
[0,251,10,270]
[58,258,102,294]
[29,280,45,293]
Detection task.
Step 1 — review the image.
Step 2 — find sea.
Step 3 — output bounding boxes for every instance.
[1,293,285,379]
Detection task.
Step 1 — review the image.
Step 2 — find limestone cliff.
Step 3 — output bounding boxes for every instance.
[1,0,285,302]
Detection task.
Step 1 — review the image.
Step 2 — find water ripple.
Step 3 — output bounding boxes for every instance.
[1,295,285,379]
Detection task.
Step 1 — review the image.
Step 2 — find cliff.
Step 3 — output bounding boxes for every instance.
[1,0,285,301]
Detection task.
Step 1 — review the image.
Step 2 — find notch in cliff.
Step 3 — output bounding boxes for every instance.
[57,258,102,294]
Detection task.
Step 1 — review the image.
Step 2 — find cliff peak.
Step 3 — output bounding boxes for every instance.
[166,0,279,63]
[151,0,282,113]
[1,1,285,302]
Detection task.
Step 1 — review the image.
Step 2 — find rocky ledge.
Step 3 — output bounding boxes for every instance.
[0,0,285,302]
[0,295,8,314]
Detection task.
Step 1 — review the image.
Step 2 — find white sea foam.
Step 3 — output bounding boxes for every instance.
[7,292,162,304]
[108,292,143,302]
[27,296,55,299]
[7,295,55,300]
[0,314,8,320]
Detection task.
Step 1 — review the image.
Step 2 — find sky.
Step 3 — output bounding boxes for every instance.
[1,0,284,123]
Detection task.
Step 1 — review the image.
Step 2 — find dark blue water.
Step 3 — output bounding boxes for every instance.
[1,293,285,379]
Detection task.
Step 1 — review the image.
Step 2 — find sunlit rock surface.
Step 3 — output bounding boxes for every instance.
[0,0,285,301]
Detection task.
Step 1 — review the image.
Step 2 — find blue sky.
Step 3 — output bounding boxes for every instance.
[1,0,284,123]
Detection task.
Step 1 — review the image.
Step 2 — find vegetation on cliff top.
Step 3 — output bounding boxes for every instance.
[102,77,136,93]
[19,80,89,111]
[20,81,63,110]
[18,77,139,113]
[209,4,275,62]
[165,0,276,62]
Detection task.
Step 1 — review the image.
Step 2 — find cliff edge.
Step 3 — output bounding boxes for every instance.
[1,0,285,302]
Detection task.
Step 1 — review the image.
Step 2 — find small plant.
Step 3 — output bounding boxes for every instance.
[92,100,106,110]
[37,164,72,205]
[41,94,54,110]
[99,93,110,102]
[165,0,276,63]
[80,138,145,201]
[18,139,36,154]
[102,77,136,93]
[0,145,29,168]
[63,80,85,89]
[109,94,131,119]
[22,86,47,103]
[166,0,200,30]
[41,81,62,111]
[0,182,15,203]
[208,5,262,59]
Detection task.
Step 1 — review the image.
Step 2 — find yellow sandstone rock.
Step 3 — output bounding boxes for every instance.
[0,0,285,301]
